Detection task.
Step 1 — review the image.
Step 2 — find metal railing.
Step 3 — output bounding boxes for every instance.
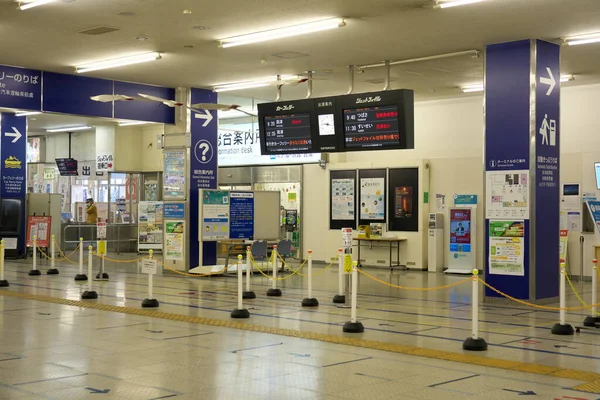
[62,223,138,254]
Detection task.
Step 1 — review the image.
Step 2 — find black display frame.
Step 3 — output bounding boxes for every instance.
[257,99,317,155]
[329,169,357,230]
[358,169,387,226]
[314,96,339,152]
[335,89,414,152]
[55,158,79,176]
[388,167,419,232]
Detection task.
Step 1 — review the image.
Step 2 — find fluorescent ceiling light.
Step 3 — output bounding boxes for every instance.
[561,74,575,83]
[14,111,41,117]
[75,52,162,73]
[118,121,150,126]
[219,18,345,48]
[565,32,600,46]
[46,126,92,133]
[461,84,484,93]
[436,0,487,8]
[19,0,55,11]
[213,75,299,92]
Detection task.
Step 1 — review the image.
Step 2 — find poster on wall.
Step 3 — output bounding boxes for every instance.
[485,170,529,219]
[360,177,385,220]
[201,190,230,240]
[488,220,525,276]
[332,178,355,220]
[387,167,419,232]
[26,216,51,248]
[163,150,186,200]
[137,201,164,251]
[165,220,184,260]
[394,186,413,218]
[229,192,254,239]
[96,152,114,172]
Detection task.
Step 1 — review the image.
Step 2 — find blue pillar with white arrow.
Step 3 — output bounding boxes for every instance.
[0,113,27,257]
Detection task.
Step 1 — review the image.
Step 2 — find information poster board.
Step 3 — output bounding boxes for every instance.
[488,220,525,276]
[230,192,254,239]
[446,206,477,275]
[388,167,419,232]
[485,170,529,219]
[450,208,472,254]
[163,150,186,200]
[138,201,164,251]
[26,216,51,248]
[358,169,386,225]
[201,190,230,240]
[330,170,357,230]
[165,220,184,260]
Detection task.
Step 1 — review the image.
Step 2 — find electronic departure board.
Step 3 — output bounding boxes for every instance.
[343,105,400,149]
[263,113,312,153]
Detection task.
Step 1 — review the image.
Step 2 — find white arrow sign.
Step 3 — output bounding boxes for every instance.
[194,110,214,127]
[4,127,22,143]
[539,67,556,96]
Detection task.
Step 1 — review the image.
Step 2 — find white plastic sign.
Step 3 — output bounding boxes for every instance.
[141,258,158,275]
[342,228,353,249]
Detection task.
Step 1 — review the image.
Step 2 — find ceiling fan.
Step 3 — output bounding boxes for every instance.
[90,93,257,117]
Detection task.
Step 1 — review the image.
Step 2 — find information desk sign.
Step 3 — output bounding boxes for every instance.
[141,258,158,275]
[342,227,353,249]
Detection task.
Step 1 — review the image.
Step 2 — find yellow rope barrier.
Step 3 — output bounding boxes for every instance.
[357,268,472,291]
[249,255,307,280]
[565,272,600,316]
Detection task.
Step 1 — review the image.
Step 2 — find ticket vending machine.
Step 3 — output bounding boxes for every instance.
[445,207,476,274]
[428,213,444,272]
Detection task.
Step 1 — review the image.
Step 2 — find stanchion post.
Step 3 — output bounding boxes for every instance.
[0,240,8,287]
[302,250,319,307]
[142,250,159,307]
[463,269,487,350]
[584,259,600,326]
[552,262,575,335]
[81,246,98,299]
[243,246,256,299]
[29,236,41,276]
[266,245,282,297]
[333,248,345,304]
[74,237,87,281]
[47,235,59,275]
[231,254,250,318]
[343,261,364,333]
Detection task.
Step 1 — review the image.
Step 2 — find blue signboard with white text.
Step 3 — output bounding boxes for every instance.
[0,66,42,111]
[229,192,254,239]
[114,81,176,124]
[164,203,185,219]
[42,72,113,117]
[190,88,218,268]
[1,113,27,197]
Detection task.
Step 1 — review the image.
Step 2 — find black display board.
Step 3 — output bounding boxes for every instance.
[388,167,419,232]
[330,170,357,230]
[55,158,78,176]
[358,169,387,226]
[257,99,316,155]
[335,89,414,152]
[315,97,339,152]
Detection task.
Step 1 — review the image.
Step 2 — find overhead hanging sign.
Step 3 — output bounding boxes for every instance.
[0,65,42,111]
[1,113,27,198]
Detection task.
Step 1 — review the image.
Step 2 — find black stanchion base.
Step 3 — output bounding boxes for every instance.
[81,290,98,299]
[583,316,600,327]
[551,323,575,335]
[95,273,109,280]
[343,321,365,333]
[0,280,9,287]
[74,274,88,281]
[242,291,256,299]
[46,269,59,275]
[333,294,346,304]
[462,337,488,351]
[142,298,159,308]
[266,288,282,297]
[231,308,250,319]
[302,298,319,307]
[28,269,41,276]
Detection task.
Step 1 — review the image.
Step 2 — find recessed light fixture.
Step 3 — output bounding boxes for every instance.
[184,44,194,49]
[14,111,41,117]
[213,75,300,92]
[460,84,484,93]
[561,74,575,82]
[183,9,192,14]
[135,36,149,41]
[118,121,149,126]
[75,52,162,73]
[19,0,55,11]
[564,32,600,46]
[46,126,92,133]
[218,18,346,48]
[435,0,487,8]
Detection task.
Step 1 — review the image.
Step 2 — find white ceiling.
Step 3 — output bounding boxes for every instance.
[0,0,599,103]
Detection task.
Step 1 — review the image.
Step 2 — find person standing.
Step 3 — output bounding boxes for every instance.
[86,198,98,224]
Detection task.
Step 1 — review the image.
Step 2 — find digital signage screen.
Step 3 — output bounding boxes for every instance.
[449,208,472,253]
[55,158,78,176]
[343,105,400,149]
[263,113,312,154]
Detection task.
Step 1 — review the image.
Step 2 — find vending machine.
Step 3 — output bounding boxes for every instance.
[428,213,444,272]
[445,207,476,274]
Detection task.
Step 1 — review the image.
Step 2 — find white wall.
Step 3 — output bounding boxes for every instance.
[303,84,600,276]
[114,124,164,172]
[44,131,96,162]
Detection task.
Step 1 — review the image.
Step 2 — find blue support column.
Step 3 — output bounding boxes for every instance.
[189,88,218,269]
[484,40,560,302]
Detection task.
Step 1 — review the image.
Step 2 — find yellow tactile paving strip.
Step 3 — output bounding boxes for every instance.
[1,289,598,394]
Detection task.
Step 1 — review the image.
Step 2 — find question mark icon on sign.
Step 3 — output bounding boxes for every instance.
[194,139,213,164]
[199,142,209,161]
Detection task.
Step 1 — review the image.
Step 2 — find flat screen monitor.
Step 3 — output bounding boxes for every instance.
[263,113,313,154]
[0,198,22,234]
[343,105,400,149]
[55,158,78,176]
[595,162,600,190]
[449,208,472,253]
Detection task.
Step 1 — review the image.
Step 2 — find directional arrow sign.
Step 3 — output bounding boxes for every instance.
[539,67,556,96]
[85,387,110,394]
[194,110,214,127]
[4,127,22,143]
[503,388,537,396]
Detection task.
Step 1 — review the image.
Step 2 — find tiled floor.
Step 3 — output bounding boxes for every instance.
[0,254,599,399]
